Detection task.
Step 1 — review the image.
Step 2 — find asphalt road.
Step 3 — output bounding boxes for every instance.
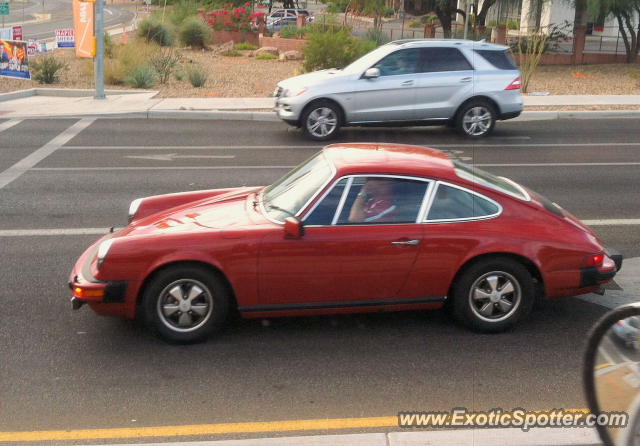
[3,0,136,41]
[0,117,638,445]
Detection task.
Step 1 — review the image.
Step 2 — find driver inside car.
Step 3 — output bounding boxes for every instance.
[348,178,397,223]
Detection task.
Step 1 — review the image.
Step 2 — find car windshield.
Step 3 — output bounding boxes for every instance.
[262,152,334,221]
[342,44,398,73]
[454,160,529,200]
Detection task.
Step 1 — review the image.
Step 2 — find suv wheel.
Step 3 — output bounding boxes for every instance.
[301,101,341,141]
[455,100,496,138]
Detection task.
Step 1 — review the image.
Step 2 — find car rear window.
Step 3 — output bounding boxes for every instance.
[474,49,517,70]
[454,161,529,201]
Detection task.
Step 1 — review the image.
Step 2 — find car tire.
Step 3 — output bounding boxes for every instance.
[450,257,534,333]
[301,100,341,141]
[455,100,496,138]
[143,265,230,343]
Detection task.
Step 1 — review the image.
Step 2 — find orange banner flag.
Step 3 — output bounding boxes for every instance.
[73,0,95,58]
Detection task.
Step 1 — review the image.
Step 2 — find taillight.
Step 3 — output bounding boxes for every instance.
[505,76,522,90]
[585,253,605,267]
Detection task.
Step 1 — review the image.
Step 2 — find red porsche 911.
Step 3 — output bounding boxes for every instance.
[69,143,622,342]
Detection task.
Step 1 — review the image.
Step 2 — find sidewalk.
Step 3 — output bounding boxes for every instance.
[1,89,639,120]
[90,428,602,446]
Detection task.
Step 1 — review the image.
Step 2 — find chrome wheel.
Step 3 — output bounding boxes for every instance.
[156,279,214,333]
[306,107,338,138]
[462,106,492,136]
[469,271,521,322]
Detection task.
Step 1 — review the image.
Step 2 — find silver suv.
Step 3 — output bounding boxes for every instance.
[274,39,523,140]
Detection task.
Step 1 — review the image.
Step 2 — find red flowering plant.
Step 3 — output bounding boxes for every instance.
[206,6,258,32]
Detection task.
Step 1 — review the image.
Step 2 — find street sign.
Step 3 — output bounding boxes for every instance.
[0,2,9,15]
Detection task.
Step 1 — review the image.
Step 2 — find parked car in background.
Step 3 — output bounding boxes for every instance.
[274,39,524,140]
[69,143,621,343]
[266,8,313,30]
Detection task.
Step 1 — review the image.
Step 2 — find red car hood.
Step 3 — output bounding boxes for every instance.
[119,187,260,237]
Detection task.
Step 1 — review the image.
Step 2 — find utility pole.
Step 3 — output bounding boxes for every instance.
[94,0,105,99]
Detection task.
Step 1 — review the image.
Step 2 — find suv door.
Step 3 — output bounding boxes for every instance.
[414,47,475,120]
[349,48,422,123]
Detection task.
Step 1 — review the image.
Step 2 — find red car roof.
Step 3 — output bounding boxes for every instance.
[323,143,457,181]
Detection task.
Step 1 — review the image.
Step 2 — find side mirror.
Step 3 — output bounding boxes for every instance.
[363,67,380,79]
[584,303,640,446]
[284,217,304,239]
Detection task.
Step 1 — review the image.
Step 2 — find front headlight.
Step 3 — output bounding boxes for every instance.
[282,87,307,98]
[128,198,143,223]
[97,239,115,269]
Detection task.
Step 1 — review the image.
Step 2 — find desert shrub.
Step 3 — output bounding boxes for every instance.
[421,14,438,24]
[105,58,126,84]
[103,32,115,57]
[221,49,241,57]
[256,53,277,60]
[149,50,181,84]
[126,64,156,88]
[138,18,175,46]
[408,21,422,28]
[174,69,185,81]
[114,40,159,75]
[279,25,307,39]
[179,17,211,49]
[168,0,198,26]
[186,64,207,87]
[31,55,68,84]
[303,29,375,72]
[235,42,258,50]
[364,28,389,46]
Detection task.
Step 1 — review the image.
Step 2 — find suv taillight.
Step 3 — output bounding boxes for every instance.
[505,77,522,90]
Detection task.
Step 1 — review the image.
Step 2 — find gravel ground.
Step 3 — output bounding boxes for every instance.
[1,48,638,98]
[526,63,640,95]
[0,47,303,98]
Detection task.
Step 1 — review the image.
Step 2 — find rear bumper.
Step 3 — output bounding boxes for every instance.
[580,248,623,288]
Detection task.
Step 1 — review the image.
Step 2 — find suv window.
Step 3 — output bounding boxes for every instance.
[474,49,517,70]
[427,183,500,221]
[420,47,473,72]
[373,48,422,76]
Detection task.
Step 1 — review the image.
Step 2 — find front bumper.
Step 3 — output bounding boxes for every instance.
[580,248,623,288]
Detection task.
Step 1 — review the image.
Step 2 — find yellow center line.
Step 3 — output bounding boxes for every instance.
[595,362,614,370]
[0,410,591,442]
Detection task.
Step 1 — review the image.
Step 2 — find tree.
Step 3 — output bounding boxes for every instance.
[587,0,640,62]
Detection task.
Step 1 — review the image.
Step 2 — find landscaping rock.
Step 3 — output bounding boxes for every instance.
[255,46,279,57]
[279,50,304,61]
[216,40,235,54]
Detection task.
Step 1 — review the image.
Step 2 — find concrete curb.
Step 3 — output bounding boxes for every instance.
[91,428,601,446]
[2,109,639,121]
[0,88,158,103]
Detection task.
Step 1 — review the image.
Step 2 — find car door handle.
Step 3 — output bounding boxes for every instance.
[391,239,420,246]
[401,80,414,86]
[460,77,472,83]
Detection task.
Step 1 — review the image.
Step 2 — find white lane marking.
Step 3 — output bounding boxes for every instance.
[0,119,22,133]
[4,220,640,237]
[31,166,296,171]
[125,154,236,161]
[581,219,640,226]
[61,142,640,150]
[30,162,640,171]
[0,119,94,189]
[0,228,108,237]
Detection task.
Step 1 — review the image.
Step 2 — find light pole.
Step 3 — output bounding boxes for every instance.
[94,0,105,99]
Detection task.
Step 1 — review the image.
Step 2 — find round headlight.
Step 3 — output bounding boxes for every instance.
[128,198,143,223]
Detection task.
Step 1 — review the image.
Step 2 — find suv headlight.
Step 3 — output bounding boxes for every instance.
[97,239,115,269]
[128,198,143,223]
[282,87,307,98]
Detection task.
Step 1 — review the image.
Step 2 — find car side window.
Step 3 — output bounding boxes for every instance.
[419,47,473,73]
[427,183,499,221]
[373,49,422,77]
[304,178,349,226]
[336,177,429,225]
